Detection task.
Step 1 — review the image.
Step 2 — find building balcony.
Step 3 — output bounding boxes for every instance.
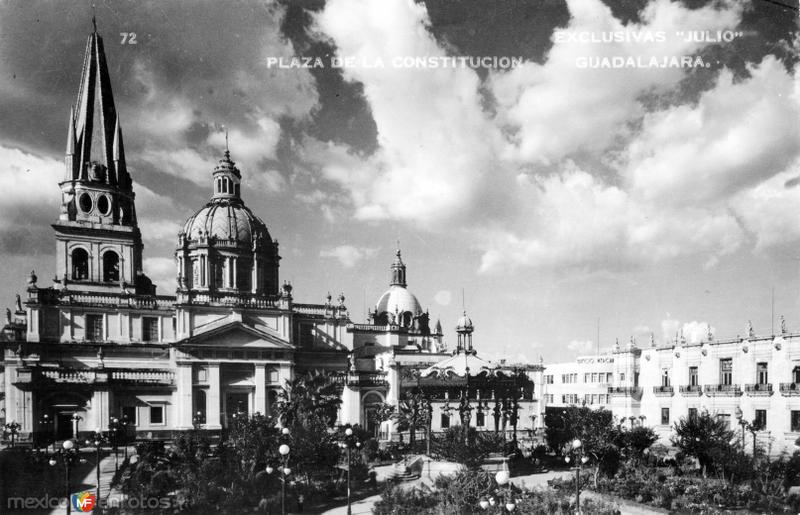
[652,386,674,396]
[744,383,773,396]
[678,385,702,396]
[13,367,175,390]
[178,291,281,310]
[332,371,389,388]
[703,384,742,397]
[28,287,174,310]
[608,387,642,400]
[779,383,800,396]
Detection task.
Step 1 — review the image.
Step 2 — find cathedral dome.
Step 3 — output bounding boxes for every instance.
[182,201,271,247]
[376,285,423,319]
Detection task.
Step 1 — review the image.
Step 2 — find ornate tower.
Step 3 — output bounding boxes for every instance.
[53,22,152,294]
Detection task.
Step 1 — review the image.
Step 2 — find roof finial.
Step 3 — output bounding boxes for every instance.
[91,3,97,33]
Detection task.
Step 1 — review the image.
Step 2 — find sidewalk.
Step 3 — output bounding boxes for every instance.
[47,448,122,515]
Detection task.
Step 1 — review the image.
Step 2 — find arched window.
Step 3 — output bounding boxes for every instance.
[71,248,89,280]
[223,178,229,194]
[102,251,120,282]
[234,183,240,197]
[401,312,413,328]
[362,392,385,437]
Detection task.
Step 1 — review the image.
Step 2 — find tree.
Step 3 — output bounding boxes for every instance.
[273,370,344,485]
[544,407,637,487]
[393,392,427,447]
[274,369,342,428]
[672,410,736,476]
[433,426,503,469]
[616,426,658,462]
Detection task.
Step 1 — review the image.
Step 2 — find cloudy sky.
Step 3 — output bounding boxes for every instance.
[0,0,798,362]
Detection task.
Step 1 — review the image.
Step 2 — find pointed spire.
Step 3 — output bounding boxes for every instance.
[72,22,128,188]
[66,107,76,155]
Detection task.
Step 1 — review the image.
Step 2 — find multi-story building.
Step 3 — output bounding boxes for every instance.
[541,327,800,455]
[0,23,543,444]
[542,355,614,409]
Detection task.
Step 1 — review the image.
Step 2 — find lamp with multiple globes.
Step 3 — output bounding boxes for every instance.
[85,429,107,500]
[49,439,86,515]
[564,438,588,514]
[338,426,363,515]
[478,469,516,512]
[264,428,291,515]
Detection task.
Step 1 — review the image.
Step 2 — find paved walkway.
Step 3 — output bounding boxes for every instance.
[46,448,124,515]
[319,462,666,515]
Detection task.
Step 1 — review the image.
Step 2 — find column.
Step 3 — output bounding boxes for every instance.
[174,365,193,429]
[90,390,110,432]
[206,364,221,429]
[254,364,266,416]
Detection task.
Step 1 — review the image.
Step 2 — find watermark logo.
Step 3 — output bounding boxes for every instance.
[71,491,96,512]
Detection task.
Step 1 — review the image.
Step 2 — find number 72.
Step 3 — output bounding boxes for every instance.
[120,32,137,45]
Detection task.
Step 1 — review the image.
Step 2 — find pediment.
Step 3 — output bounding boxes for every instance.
[180,321,293,349]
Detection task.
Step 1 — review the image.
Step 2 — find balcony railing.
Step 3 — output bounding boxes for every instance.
[179,291,280,309]
[332,371,389,388]
[652,386,674,396]
[348,323,390,332]
[28,288,175,310]
[780,383,800,396]
[703,384,742,397]
[678,385,702,396]
[608,387,642,400]
[13,367,175,388]
[744,383,773,396]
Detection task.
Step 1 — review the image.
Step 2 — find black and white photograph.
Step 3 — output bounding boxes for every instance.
[0,0,798,513]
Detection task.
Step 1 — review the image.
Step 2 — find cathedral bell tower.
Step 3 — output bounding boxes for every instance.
[53,22,153,294]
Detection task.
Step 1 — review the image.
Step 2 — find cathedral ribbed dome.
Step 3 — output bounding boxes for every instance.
[182,201,271,246]
[376,285,422,317]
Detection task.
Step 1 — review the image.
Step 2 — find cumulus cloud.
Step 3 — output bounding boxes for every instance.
[144,257,177,293]
[661,319,715,344]
[493,0,743,164]
[434,290,452,306]
[308,0,800,275]
[312,0,501,225]
[0,145,62,255]
[319,245,379,268]
[567,339,596,355]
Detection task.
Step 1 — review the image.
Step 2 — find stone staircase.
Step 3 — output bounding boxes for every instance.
[386,455,423,482]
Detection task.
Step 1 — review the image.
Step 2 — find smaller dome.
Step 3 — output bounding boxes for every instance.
[376,285,422,318]
[456,311,473,333]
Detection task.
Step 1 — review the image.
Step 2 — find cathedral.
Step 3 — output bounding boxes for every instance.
[0,25,544,444]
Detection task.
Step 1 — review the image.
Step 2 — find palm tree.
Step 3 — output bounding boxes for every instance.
[274,370,342,428]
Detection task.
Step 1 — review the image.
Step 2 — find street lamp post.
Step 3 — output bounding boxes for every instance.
[40,414,54,451]
[4,420,21,448]
[86,429,106,500]
[109,417,120,474]
[273,427,291,515]
[564,438,588,515]
[49,439,86,515]
[119,415,130,460]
